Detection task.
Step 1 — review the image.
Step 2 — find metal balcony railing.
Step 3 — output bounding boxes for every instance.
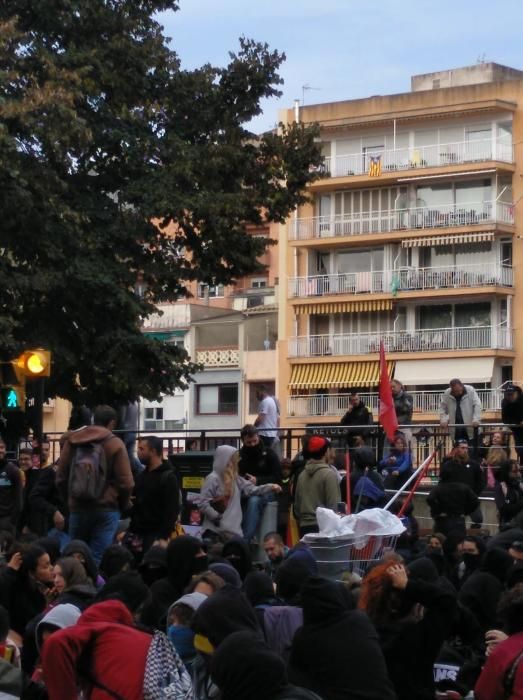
[322,137,513,178]
[287,388,503,417]
[288,263,513,297]
[289,325,513,357]
[290,201,514,241]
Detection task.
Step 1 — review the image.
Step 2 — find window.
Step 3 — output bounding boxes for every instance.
[432,79,440,89]
[197,283,225,298]
[144,407,163,430]
[249,382,276,414]
[196,384,238,415]
[250,278,268,289]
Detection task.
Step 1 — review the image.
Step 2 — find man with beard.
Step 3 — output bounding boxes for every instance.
[263,532,289,580]
[125,435,180,562]
[239,425,282,543]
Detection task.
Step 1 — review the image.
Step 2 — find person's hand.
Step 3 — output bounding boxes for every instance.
[246,473,257,485]
[439,423,449,433]
[153,538,169,548]
[388,564,408,590]
[271,484,282,494]
[485,629,508,656]
[53,511,65,530]
[389,456,397,464]
[392,470,400,477]
[7,552,22,572]
[472,421,480,428]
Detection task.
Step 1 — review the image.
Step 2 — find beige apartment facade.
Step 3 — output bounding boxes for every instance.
[277,64,523,427]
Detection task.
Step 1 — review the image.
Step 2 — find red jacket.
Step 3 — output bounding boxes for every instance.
[41,600,151,700]
[475,631,523,700]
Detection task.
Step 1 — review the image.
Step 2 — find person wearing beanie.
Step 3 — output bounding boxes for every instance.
[209,562,242,589]
[293,436,340,536]
[199,445,281,542]
[212,631,322,700]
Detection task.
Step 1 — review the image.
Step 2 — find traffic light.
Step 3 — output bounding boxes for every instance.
[0,386,25,411]
[14,349,51,378]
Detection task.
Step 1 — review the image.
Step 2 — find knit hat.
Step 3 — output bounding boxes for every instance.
[209,562,242,589]
[173,592,208,612]
[308,436,328,452]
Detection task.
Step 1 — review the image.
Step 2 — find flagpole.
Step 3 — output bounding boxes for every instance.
[355,467,368,513]
[397,450,437,518]
[383,451,434,511]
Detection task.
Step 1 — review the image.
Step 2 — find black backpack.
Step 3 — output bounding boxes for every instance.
[68,435,113,502]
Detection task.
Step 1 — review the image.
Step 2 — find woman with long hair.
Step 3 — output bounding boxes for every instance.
[199,445,281,542]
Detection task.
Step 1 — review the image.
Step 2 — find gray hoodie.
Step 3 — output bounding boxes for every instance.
[35,603,81,652]
[199,445,274,538]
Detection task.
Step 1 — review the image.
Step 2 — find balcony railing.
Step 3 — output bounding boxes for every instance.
[288,263,513,297]
[290,201,514,241]
[322,138,513,178]
[288,389,503,417]
[195,347,240,367]
[289,325,513,357]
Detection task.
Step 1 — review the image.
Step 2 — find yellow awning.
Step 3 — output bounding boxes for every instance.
[401,231,494,248]
[289,360,395,389]
[294,299,393,315]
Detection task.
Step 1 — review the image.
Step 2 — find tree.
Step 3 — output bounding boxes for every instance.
[0,1,321,405]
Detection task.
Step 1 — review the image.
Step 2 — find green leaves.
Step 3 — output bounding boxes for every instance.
[0,1,322,404]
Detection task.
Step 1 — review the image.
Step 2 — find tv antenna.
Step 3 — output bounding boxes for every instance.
[302,83,321,105]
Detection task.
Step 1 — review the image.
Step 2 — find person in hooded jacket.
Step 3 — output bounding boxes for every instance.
[243,571,282,628]
[289,576,396,700]
[222,537,253,581]
[56,404,134,564]
[212,631,322,700]
[140,535,208,630]
[199,445,281,542]
[31,603,81,689]
[41,599,152,700]
[293,436,340,536]
[191,585,262,700]
[475,583,523,700]
[458,547,514,631]
[358,561,456,700]
[494,459,523,526]
[62,539,104,588]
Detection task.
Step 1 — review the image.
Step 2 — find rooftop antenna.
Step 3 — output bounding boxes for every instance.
[302,83,321,106]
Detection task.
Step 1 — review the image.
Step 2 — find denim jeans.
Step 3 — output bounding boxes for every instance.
[242,493,273,542]
[68,510,120,564]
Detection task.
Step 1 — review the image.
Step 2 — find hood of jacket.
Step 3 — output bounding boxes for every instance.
[61,425,114,446]
[213,445,237,476]
[192,585,260,648]
[36,603,82,651]
[62,540,98,583]
[300,576,352,625]
[304,459,329,477]
[77,599,135,627]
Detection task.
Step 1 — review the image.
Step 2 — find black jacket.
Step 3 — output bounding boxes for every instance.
[129,461,180,539]
[340,403,373,436]
[0,459,22,524]
[494,479,523,525]
[28,466,64,535]
[502,394,523,427]
[376,579,457,700]
[0,567,46,637]
[289,577,396,700]
[427,482,480,518]
[239,443,282,485]
[440,456,485,495]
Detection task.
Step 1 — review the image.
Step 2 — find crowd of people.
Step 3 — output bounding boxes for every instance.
[0,380,521,698]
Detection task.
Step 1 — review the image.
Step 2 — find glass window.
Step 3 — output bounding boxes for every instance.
[455,302,490,327]
[455,179,491,207]
[337,250,370,273]
[414,130,437,147]
[416,184,453,208]
[419,305,452,329]
[197,283,225,298]
[197,385,238,415]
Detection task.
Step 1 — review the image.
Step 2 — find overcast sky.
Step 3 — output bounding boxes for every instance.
[159,0,523,133]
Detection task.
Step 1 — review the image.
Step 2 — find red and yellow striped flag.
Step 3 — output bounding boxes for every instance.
[368,155,382,177]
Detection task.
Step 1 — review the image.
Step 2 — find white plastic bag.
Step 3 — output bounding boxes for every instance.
[304,507,405,544]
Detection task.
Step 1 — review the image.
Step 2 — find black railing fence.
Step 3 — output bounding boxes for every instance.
[32,422,518,481]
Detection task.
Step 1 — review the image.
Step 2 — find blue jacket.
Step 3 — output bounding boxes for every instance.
[379,450,412,475]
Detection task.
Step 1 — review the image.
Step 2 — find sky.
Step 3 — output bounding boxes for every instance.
[158,0,523,133]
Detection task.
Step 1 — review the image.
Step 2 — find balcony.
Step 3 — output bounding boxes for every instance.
[287,388,503,417]
[195,347,239,367]
[322,138,513,179]
[289,263,513,298]
[289,326,513,358]
[290,201,514,241]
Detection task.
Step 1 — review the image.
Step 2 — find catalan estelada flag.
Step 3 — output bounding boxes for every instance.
[368,155,382,177]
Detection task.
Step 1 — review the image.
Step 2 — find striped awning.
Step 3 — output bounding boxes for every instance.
[289,360,395,389]
[294,299,393,315]
[401,231,494,248]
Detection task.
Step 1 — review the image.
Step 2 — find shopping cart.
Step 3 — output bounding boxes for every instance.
[304,532,400,580]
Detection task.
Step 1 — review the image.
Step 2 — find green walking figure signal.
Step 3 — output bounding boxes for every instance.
[6,389,17,409]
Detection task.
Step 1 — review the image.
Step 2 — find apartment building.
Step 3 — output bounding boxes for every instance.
[278,63,523,427]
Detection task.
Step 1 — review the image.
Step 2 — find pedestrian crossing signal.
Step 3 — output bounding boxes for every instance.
[0,387,25,411]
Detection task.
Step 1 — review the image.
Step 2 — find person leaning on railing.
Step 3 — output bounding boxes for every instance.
[439,379,482,443]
